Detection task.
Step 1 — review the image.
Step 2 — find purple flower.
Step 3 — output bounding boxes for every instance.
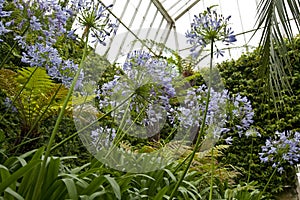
[14,35,26,48]
[0,21,10,35]
[30,16,42,31]
[259,130,300,173]
[91,127,116,150]
[224,34,237,43]
[215,48,224,58]
[185,6,237,57]
[0,0,12,41]
[180,85,255,140]
[0,0,12,18]
[225,136,233,145]
[95,50,178,140]
[75,1,118,43]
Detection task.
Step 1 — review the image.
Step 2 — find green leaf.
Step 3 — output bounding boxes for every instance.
[62,178,78,200]
[88,190,106,200]
[60,173,89,190]
[0,160,41,193]
[104,175,121,200]
[163,169,177,182]
[43,157,60,192]
[81,175,106,195]
[4,188,24,200]
[0,165,10,182]
[153,186,169,200]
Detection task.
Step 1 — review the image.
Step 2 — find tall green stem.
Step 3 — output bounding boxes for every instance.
[247,137,254,183]
[258,165,279,199]
[169,39,214,200]
[208,40,214,200]
[257,157,283,199]
[32,30,90,200]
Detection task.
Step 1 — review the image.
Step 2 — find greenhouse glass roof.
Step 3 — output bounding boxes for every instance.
[95,0,265,66]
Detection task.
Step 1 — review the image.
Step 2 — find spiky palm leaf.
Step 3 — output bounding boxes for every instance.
[254,0,300,106]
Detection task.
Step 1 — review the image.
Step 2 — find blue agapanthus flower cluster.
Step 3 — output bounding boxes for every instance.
[0,0,13,42]
[259,131,300,173]
[14,0,74,46]
[21,42,84,88]
[2,0,118,88]
[122,50,176,98]
[91,126,116,151]
[96,50,177,139]
[13,0,84,88]
[72,0,119,45]
[185,6,237,57]
[179,85,256,143]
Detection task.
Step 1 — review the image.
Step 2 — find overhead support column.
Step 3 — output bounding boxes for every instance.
[174,0,201,21]
[151,0,175,25]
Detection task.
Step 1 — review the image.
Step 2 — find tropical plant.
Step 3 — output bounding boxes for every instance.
[217,35,300,195]
[254,0,300,102]
[0,67,70,153]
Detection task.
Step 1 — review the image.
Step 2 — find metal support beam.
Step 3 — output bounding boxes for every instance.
[174,0,201,21]
[151,0,175,24]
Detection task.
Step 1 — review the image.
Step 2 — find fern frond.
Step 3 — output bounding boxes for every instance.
[0,69,18,96]
[0,67,73,136]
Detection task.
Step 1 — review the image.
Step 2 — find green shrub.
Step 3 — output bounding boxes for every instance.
[216,35,300,195]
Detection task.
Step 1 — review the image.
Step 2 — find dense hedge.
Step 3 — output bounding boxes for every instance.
[216,35,300,194]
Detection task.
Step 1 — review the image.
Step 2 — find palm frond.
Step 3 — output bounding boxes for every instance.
[254,0,300,108]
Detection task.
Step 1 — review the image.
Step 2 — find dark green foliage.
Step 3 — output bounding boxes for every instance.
[0,146,239,199]
[42,115,92,167]
[216,35,300,195]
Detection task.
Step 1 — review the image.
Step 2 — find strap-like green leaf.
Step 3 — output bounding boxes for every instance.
[62,178,78,200]
[0,160,41,193]
[153,186,169,200]
[4,188,24,200]
[81,175,106,195]
[104,175,121,200]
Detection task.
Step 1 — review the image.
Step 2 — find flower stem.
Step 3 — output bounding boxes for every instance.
[50,93,135,152]
[257,157,283,199]
[32,30,90,200]
[208,40,214,200]
[247,137,254,183]
[169,39,214,200]
[258,164,278,199]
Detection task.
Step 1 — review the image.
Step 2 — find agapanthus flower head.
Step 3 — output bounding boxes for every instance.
[259,130,300,173]
[179,84,255,141]
[95,50,177,141]
[122,50,177,98]
[186,6,237,57]
[74,0,119,44]
[91,126,116,151]
[0,0,12,17]
[7,0,115,88]
[0,0,13,42]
